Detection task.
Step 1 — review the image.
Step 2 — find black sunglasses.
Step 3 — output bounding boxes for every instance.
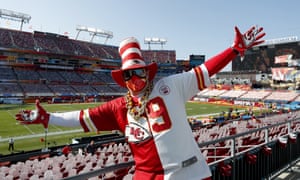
[123,68,147,81]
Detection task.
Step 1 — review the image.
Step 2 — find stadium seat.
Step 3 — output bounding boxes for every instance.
[262,146,272,156]
[20,170,30,179]
[229,127,237,135]
[43,170,54,180]
[114,167,130,180]
[123,173,134,180]
[289,133,297,143]
[8,167,19,179]
[29,174,39,180]
[105,154,116,166]
[218,162,232,176]
[278,137,288,148]
[102,171,117,180]
[68,168,77,177]
[246,153,257,164]
[4,174,14,180]
[88,176,100,180]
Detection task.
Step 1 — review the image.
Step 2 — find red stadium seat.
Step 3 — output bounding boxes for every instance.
[246,153,257,164]
[262,146,272,156]
[218,162,232,176]
[114,167,130,180]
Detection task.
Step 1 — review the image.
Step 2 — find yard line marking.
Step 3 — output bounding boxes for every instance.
[49,124,63,131]
[22,124,35,134]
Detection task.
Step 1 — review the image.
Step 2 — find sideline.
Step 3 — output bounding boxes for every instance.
[0,129,82,143]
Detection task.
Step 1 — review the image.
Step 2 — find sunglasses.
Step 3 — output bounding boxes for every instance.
[123,68,147,81]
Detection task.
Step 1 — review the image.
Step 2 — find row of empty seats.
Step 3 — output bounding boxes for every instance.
[0,142,134,180]
[196,88,300,102]
[0,66,129,96]
[0,83,127,96]
[3,67,114,84]
[0,28,176,63]
[0,28,120,60]
[196,111,300,163]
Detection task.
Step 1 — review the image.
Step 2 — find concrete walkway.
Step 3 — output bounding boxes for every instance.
[273,161,300,180]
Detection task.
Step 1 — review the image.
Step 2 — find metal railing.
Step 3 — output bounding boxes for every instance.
[62,114,300,180]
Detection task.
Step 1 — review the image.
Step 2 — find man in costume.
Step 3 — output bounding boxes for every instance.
[16,25,265,180]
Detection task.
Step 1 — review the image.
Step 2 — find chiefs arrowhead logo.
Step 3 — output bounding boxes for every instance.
[125,121,152,143]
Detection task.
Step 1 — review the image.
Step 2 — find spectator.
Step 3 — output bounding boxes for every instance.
[16,25,265,180]
[8,138,14,152]
[77,148,84,156]
[61,144,72,156]
[86,140,96,155]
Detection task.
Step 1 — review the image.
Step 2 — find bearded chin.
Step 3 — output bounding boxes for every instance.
[127,76,147,93]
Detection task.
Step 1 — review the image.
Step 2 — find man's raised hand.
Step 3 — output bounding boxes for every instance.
[15,99,50,129]
[232,25,266,58]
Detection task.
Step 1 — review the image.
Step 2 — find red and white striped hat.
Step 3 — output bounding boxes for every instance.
[111,37,158,87]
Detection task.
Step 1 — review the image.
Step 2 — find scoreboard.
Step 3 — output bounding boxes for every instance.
[232,38,300,74]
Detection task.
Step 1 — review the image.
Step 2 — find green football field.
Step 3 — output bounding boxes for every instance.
[0,101,244,155]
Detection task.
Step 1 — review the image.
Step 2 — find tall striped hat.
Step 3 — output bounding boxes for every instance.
[111,37,158,87]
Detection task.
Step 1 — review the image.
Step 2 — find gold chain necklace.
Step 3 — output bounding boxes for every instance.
[125,82,153,121]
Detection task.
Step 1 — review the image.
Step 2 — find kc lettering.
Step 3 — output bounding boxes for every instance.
[125,121,152,143]
[130,126,144,140]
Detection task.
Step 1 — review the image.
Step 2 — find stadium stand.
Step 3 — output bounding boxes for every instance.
[0,28,15,47]
[219,89,247,99]
[1,26,300,179]
[239,90,272,101]
[264,91,299,102]
[37,69,66,83]
[197,89,227,98]
[0,26,178,104]
[0,66,17,81]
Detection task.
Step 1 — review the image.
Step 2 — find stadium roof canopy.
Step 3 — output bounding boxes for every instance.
[0,9,31,30]
[75,25,113,44]
[144,37,167,50]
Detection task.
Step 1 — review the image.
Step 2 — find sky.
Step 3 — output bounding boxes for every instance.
[1,0,300,71]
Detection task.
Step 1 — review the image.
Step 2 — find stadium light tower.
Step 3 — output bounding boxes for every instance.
[0,9,31,31]
[75,25,113,44]
[144,37,167,50]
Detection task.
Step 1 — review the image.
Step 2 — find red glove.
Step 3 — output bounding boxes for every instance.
[15,99,50,129]
[232,25,266,59]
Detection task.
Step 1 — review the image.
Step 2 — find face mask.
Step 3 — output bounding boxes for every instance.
[126,75,147,93]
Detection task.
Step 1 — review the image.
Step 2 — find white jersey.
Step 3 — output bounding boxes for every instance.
[137,65,211,179]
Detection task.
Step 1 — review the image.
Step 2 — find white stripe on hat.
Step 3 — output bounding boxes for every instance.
[119,37,140,53]
[121,47,142,59]
[122,59,146,69]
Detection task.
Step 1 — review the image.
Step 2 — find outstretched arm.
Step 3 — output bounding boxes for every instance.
[15,99,119,133]
[204,25,265,76]
[16,99,81,128]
